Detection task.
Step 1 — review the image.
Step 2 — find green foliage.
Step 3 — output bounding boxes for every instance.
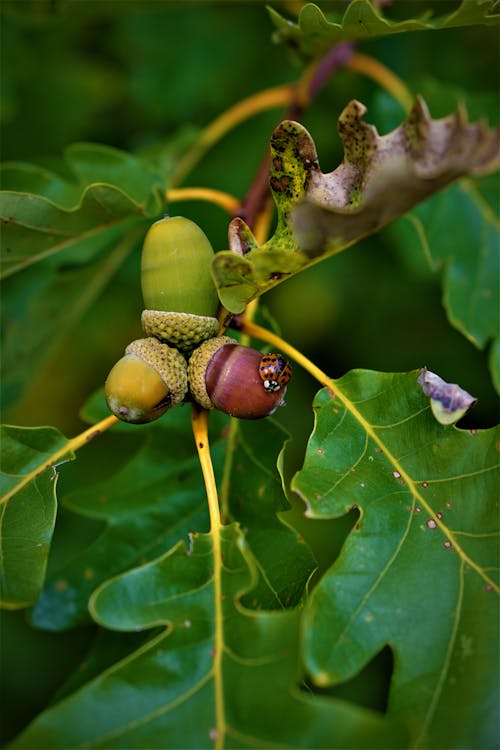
[1,1,498,748]
[270,0,499,56]
[388,181,499,352]
[10,524,408,750]
[0,425,70,608]
[294,372,498,748]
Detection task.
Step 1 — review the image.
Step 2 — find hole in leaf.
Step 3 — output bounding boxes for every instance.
[303,645,393,714]
[302,508,360,589]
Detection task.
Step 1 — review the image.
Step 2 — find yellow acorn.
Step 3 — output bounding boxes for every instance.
[105,338,188,423]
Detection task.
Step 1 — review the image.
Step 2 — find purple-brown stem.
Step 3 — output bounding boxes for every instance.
[235,42,355,232]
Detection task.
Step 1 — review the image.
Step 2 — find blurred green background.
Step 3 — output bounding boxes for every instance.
[1,1,498,743]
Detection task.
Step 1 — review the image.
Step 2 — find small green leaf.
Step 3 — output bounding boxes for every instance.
[65,143,165,212]
[0,425,73,608]
[292,370,499,748]
[213,99,500,313]
[269,0,499,57]
[11,526,407,749]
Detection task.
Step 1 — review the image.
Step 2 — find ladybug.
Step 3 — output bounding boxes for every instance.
[259,354,292,393]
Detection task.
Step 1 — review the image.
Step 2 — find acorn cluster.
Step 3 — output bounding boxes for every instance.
[105,216,291,423]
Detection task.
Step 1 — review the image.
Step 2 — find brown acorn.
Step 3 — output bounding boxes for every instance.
[188,336,290,419]
[105,338,188,423]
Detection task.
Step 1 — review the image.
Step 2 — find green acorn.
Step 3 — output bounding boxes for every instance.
[188,336,290,419]
[141,216,220,351]
[105,338,188,424]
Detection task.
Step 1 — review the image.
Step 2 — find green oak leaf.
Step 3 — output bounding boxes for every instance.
[0,425,73,608]
[0,144,165,279]
[269,0,499,57]
[212,98,500,313]
[388,180,500,369]
[29,406,217,631]
[30,401,313,629]
[1,225,142,411]
[10,525,407,749]
[489,338,500,393]
[292,370,499,749]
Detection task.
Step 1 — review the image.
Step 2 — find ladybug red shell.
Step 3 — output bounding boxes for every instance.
[259,354,292,393]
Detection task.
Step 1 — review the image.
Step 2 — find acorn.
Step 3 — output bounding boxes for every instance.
[141,216,220,351]
[188,336,291,419]
[105,338,188,424]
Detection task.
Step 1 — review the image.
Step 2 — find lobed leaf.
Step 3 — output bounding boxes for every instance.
[388,180,500,364]
[0,143,165,279]
[212,98,500,313]
[29,402,312,630]
[11,525,407,749]
[0,425,73,608]
[29,406,216,631]
[269,0,499,57]
[292,370,499,748]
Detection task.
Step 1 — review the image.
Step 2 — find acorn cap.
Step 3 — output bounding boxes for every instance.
[141,310,219,351]
[188,336,235,410]
[105,338,188,423]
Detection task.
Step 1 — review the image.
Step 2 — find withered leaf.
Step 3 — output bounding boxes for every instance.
[212,97,499,313]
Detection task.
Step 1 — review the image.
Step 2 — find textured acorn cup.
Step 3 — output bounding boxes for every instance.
[188,337,287,419]
[105,338,188,424]
[141,216,220,351]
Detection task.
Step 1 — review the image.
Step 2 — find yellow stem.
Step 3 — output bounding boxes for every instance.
[170,84,296,187]
[346,52,413,112]
[166,187,240,216]
[191,405,225,748]
[1,415,119,505]
[191,406,221,533]
[240,319,499,594]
